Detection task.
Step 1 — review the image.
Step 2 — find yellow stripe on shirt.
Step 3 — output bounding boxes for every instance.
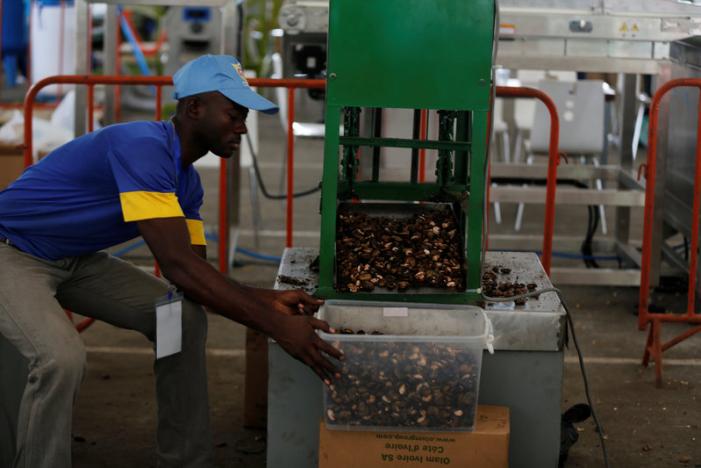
[186,219,207,246]
[119,191,184,222]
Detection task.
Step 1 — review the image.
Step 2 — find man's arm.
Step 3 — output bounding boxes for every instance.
[192,244,207,260]
[191,243,317,315]
[138,216,342,383]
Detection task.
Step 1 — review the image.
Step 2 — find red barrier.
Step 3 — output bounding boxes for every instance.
[246,78,325,247]
[492,86,561,276]
[22,77,560,335]
[638,78,701,386]
[24,75,172,332]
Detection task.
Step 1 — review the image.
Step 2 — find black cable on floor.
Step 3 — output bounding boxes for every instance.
[482,287,610,468]
[245,132,322,200]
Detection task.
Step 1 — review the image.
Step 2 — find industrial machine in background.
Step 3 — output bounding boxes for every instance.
[72,0,240,134]
[278,0,327,81]
[163,6,222,79]
[494,0,701,288]
[652,38,701,306]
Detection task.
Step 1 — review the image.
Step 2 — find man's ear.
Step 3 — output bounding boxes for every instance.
[185,96,205,120]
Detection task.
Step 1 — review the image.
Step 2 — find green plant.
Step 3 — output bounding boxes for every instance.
[242,0,285,77]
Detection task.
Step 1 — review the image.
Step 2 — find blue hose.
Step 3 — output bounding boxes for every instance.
[118,7,154,96]
[205,232,281,263]
[235,247,282,263]
[111,235,281,263]
[111,239,147,257]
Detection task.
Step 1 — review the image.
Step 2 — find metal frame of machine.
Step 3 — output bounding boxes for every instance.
[316,0,496,304]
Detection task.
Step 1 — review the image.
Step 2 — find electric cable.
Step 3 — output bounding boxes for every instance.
[482,287,610,468]
[235,246,281,263]
[245,129,322,200]
[582,205,601,269]
[492,176,606,269]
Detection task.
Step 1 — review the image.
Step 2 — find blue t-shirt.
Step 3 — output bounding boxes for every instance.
[0,120,206,260]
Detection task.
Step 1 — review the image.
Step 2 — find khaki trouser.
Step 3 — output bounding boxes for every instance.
[0,242,214,468]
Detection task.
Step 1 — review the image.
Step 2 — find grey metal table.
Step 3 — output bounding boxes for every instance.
[268,248,566,468]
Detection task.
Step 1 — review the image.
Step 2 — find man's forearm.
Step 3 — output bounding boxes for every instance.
[160,253,276,336]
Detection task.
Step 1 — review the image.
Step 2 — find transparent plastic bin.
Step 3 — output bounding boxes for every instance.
[318,300,494,432]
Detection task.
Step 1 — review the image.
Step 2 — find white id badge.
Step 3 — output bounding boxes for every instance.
[155,291,183,359]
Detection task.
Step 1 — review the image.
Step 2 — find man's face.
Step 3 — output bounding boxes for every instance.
[198,92,249,158]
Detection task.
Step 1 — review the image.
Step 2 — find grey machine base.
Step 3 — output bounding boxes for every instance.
[268,248,565,468]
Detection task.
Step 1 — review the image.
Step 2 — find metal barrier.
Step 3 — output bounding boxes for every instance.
[489,86,561,275]
[22,77,560,333]
[217,78,324,249]
[638,77,701,386]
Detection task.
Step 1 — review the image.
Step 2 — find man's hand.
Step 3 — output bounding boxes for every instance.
[257,288,324,316]
[272,315,343,385]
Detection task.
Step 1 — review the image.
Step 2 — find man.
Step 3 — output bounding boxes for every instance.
[0,54,340,468]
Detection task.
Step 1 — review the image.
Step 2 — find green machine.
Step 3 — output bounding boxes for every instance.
[317,0,496,304]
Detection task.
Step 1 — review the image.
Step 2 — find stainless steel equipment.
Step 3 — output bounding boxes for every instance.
[278,0,328,79]
[498,0,701,74]
[280,0,701,75]
[649,38,701,299]
[163,7,223,78]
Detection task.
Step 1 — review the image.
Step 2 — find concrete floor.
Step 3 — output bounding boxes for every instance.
[64,111,701,467]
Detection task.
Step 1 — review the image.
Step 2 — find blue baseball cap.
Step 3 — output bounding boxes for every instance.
[173,55,279,114]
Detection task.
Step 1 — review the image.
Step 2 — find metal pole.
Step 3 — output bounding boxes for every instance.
[286,87,295,247]
[495,86,560,276]
[418,110,428,183]
[103,4,118,125]
[615,74,639,265]
[87,84,94,132]
[686,99,701,315]
[410,109,420,183]
[73,0,89,136]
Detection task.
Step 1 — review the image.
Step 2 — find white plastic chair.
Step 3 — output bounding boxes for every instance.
[518,79,608,234]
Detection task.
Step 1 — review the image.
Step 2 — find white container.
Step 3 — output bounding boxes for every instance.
[31,1,76,97]
[318,301,494,432]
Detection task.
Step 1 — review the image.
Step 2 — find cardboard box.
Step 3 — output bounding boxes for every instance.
[319,405,509,468]
[0,144,24,190]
